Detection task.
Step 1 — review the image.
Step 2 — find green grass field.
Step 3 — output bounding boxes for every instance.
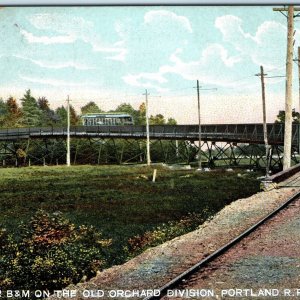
[0,165,261,264]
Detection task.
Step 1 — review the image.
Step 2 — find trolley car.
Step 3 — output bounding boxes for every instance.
[81,113,134,126]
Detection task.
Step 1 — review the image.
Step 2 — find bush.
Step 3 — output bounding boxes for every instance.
[0,210,111,294]
[127,212,209,257]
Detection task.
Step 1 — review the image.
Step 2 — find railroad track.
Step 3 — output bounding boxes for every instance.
[144,190,300,300]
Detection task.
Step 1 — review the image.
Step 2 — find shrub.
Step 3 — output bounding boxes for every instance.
[127,211,210,256]
[0,210,111,294]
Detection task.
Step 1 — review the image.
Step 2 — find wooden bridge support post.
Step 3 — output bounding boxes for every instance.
[73,140,80,165]
[97,143,102,165]
[175,140,179,158]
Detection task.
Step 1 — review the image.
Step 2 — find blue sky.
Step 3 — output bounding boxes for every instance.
[0,6,298,123]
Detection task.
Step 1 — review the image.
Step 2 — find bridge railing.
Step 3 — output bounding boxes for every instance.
[0,123,297,145]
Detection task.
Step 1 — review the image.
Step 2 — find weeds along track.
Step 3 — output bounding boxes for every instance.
[144,190,300,300]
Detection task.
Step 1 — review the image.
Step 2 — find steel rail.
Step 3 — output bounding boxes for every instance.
[144,190,300,300]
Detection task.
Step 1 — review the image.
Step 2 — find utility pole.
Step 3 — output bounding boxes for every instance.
[296,47,300,113]
[196,80,202,170]
[143,89,151,166]
[194,80,217,170]
[66,95,71,167]
[273,5,298,169]
[297,47,300,154]
[294,47,300,154]
[256,66,270,177]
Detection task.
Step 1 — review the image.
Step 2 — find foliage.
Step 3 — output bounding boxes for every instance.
[7,97,23,127]
[70,105,80,125]
[137,102,146,125]
[0,210,111,293]
[112,103,142,125]
[53,104,80,126]
[149,114,177,125]
[0,97,23,127]
[38,97,58,126]
[167,117,177,125]
[0,98,8,127]
[150,113,165,125]
[0,166,261,268]
[81,101,103,115]
[275,109,300,123]
[20,90,43,127]
[0,89,177,128]
[55,106,67,126]
[127,212,207,257]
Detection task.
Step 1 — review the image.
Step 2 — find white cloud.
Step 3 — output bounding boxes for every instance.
[202,44,241,68]
[123,71,167,86]
[20,29,76,45]
[123,44,243,91]
[254,21,285,44]
[122,73,169,92]
[215,15,253,43]
[215,15,290,69]
[144,10,193,33]
[105,49,128,62]
[19,74,90,87]
[14,55,93,70]
[28,13,93,37]
[91,42,127,61]
[92,43,126,53]
[32,60,93,70]
[24,13,128,61]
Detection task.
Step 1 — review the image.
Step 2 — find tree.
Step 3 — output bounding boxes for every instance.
[55,106,67,126]
[20,90,43,126]
[38,97,50,111]
[6,96,22,127]
[167,117,177,125]
[149,114,177,125]
[0,98,7,127]
[81,101,102,115]
[137,103,146,125]
[150,114,165,125]
[275,109,300,123]
[112,103,141,125]
[70,105,80,125]
[54,105,79,126]
[38,97,58,126]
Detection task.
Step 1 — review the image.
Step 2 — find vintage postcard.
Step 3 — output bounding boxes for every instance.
[0,3,299,300]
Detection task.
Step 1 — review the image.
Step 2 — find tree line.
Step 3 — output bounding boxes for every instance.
[0,90,177,128]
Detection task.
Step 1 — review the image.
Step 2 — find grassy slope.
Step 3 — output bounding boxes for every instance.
[0,165,260,263]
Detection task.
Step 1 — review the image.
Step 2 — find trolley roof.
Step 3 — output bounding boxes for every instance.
[81,112,133,118]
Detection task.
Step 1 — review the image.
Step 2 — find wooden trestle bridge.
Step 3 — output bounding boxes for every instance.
[0,123,299,169]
